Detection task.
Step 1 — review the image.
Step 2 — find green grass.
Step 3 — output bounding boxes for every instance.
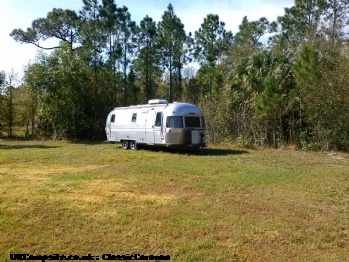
[1,140,349,261]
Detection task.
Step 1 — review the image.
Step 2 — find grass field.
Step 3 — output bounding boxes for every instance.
[0,140,348,261]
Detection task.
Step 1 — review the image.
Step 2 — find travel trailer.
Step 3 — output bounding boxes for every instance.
[105,99,206,149]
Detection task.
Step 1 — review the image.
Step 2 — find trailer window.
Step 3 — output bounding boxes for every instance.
[131,113,137,122]
[110,114,115,123]
[155,112,162,127]
[166,116,183,128]
[185,117,201,128]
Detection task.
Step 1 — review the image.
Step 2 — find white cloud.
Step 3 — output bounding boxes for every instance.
[175,0,292,34]
[0,0,81,76]
[0,0,293,76]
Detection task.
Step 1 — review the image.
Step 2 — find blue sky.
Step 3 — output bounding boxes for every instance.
[0,0,293,78]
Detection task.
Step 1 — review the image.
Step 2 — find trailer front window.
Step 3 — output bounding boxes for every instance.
[185,117,201,128]
[166,116,183,128]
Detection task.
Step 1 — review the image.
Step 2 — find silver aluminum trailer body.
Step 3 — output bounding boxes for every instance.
[105,100,206,149]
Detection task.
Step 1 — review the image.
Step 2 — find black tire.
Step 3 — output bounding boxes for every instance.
[122,140,130,150]
[130,140,137,150]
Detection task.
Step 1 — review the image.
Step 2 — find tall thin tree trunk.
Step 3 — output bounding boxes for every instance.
[169,57,173,103]
[124,46,127,106]
[8,86,13,138]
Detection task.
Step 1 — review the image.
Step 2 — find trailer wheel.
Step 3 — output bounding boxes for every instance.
[122,140,130,150]
[130,141,137,150]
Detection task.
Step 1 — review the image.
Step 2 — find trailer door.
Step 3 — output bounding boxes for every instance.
[154,112,163,144]
[145,109,156,144]
[106,113,115,141]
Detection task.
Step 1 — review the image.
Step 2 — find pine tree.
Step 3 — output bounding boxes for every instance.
[157,4,186,102]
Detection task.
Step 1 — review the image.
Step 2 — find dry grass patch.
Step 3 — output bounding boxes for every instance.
[61,179,176,207]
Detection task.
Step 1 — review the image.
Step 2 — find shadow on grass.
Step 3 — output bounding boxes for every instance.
[137,145,249,156]
[0,144,60,150]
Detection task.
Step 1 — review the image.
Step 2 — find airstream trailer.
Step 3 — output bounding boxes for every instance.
[105,99,206,149]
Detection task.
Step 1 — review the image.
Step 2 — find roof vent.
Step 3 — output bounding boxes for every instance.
[148,99,168,104]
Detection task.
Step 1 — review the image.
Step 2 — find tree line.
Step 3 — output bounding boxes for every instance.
[1,0,349,151]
